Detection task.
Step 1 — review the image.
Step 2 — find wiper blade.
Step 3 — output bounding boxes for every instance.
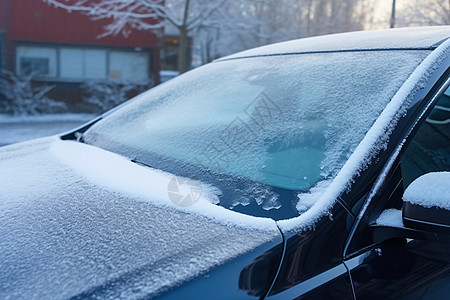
[75,132,85,143]
[60,116,102,142]
[131,159,155,169]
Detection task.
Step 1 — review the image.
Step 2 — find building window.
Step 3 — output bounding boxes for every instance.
[16,44,150,82]
[109,50,149,82]
[0,32,5,69]
[60,48,107,80]
[20,57,50,75]
[16,46,57,76]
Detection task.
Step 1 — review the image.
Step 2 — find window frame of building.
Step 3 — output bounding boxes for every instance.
[15,43,152,83]
[0,30,5,69]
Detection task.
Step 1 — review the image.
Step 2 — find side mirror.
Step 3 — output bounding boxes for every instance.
[371,172,450,244]
[402,172,450,234]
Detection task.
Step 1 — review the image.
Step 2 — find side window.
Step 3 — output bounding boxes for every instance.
[401,86,450,189]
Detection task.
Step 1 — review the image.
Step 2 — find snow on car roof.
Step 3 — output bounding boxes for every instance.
[220,26,450,60]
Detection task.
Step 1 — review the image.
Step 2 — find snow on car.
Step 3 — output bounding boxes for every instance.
[1,26,449,299]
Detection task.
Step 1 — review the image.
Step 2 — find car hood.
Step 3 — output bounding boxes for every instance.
[0,137,281,299]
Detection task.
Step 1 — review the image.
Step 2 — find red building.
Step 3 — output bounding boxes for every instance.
[0,0,162,107]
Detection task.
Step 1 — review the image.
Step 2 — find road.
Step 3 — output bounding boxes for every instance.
[0,114,96,147]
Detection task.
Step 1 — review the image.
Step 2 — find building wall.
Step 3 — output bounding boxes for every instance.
[0,0,4,30]
[1,0,162,109]
[0,0,6,68]
[7,0,161,48]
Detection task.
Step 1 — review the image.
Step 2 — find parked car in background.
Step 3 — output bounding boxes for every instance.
[1,26,449,299]
[159,70,180,83]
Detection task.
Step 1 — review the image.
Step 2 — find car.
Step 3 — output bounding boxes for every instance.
[1,26,449,299]
[159,70,180,83]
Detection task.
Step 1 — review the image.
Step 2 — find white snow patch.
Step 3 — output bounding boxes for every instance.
[0,137,62,201]
[404,172,450,210]
[296,180,331,214]
[49,140,276,231]
[278,37,450,233]
[376,209,403,227]
[240,184,281,211]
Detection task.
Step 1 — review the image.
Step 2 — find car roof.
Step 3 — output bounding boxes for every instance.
[219,26,450,60]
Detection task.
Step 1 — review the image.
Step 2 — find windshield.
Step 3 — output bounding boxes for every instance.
[83,50,430,220]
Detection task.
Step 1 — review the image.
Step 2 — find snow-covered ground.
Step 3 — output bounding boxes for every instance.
[0,114,97,146]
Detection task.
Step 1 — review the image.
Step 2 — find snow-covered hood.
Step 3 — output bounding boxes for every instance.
[0,138,280,299]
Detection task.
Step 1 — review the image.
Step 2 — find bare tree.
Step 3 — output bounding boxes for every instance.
[44,0,229,73]
[397,0,450,26]
[44,0,376,72]
[297,0,371,37]
[195,0,373,62]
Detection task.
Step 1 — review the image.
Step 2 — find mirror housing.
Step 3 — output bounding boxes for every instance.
[370,172,450,245]
[402,172,450,234]
[402,202,450,234]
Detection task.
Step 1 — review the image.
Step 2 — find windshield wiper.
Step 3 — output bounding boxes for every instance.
[131,159,156,169]
[60,117,102,142]
[75,132,85,143]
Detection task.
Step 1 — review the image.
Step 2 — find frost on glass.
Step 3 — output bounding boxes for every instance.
[84,50,429,217]
[296,180,331,214]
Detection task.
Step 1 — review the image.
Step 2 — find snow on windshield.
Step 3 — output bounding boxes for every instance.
[49,139,277,230]
[279,38,450,232]
[404,172,450,210]
[84,50,429,219]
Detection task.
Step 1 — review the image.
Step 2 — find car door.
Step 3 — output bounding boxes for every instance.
[343,81,450,299]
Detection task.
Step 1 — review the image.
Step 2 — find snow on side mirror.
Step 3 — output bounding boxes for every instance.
[402,172,450,234]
